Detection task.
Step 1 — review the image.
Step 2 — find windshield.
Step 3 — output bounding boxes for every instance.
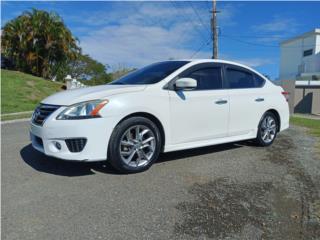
[110,61,189,85]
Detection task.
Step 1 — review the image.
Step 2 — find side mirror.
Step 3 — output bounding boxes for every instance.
[174,78,197,91]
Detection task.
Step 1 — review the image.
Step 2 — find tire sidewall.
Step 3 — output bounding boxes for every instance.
[108,117,162,173]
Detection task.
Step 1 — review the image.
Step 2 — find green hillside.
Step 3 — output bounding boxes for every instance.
[1,69,64,114]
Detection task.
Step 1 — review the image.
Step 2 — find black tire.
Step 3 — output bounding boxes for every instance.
[255,111,278,147]
[108,116,162,173]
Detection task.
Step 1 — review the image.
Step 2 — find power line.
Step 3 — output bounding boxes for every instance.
[190,38,211,58]
[170,0,208,42]
[187,1,211,36]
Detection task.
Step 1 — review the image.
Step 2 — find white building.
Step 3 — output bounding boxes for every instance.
[279,29,320,80]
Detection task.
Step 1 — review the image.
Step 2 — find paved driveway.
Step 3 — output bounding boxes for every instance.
[2,121,320,239]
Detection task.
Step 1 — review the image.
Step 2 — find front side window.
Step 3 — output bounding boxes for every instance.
[110,61,189,85]
[226,68,255,89]
[186,67,223,90]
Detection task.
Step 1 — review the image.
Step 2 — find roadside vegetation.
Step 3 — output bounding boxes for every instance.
[290,116,320,137]
[1,69,63,114]
[290,116,320,154]
[1,9,112,85]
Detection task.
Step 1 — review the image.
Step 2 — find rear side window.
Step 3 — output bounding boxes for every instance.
[254,74,266,87]
[226,68,255,89]
[187,67,222,90]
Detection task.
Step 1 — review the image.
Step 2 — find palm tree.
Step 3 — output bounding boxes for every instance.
[1,9,80,79]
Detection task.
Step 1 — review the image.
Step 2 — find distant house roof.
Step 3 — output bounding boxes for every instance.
[280,28,320,45]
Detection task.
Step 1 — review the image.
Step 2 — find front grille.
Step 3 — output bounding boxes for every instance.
[32,104,60,126]
[65,138,87,153]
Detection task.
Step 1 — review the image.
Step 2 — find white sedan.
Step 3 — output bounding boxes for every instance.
[30,59,289,173]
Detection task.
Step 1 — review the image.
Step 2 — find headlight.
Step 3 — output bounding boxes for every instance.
[57,100,109,120]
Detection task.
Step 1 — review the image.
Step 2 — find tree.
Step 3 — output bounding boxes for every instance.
[58,53,112,85]
[1,9,80,79]
[110,64,136,80]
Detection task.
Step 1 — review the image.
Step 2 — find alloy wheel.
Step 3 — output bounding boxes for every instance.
[260,115,277,143]
[119,125,156,167]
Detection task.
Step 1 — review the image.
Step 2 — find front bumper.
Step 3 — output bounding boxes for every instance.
[30,113,119,162]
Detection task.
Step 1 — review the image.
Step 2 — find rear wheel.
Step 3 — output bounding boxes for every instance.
[108,117,161,173]
[255,112,278,146]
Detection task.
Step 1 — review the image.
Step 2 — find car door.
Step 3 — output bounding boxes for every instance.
[224,64,267,137]
[168,63,229,144]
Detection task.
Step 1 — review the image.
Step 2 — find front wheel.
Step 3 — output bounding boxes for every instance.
[255,112,278,146]
[108,117,162,173]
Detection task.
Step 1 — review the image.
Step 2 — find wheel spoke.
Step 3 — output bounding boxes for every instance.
[124,149,136,164]
[135,126,140,140]
[262,131,268,140]
[141,144,151,149]
[136,151,143,166]
[142,137,155,145]
[121,140,134,146]
[126,130,133,141]
[141,150,149,160]
[140,129,150,137]
[262,118,267,129]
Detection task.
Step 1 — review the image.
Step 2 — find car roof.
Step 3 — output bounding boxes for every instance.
[177,59,249,67]
[173,59,267,79]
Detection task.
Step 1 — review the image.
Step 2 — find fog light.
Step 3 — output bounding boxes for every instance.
[55,142,61,150]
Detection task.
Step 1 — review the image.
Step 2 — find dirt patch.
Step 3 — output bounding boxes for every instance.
[174,178,272,239]
[262,131,320,238]
[174,178,320,239]
[174,129,320,239]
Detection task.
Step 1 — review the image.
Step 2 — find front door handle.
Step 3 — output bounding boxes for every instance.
[255,98,264,102]
[215,100,228,105]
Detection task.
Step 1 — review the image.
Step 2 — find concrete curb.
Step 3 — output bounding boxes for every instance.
[1,118,30,125]
[1,111,33,117]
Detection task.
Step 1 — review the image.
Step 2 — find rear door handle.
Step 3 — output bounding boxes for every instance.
[215,100,228,105]
[255,98,264,102]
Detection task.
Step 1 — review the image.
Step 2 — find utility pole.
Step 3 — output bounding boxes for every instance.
[211,0,219,59]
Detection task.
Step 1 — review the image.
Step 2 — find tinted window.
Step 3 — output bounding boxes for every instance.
[254,74,265,87]
[187,67,222,90]
[110,61,189,85]
[226,68,255,88]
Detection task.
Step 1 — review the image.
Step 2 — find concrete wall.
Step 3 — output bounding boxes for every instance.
[280,79,320,115]
[294,86,320,114]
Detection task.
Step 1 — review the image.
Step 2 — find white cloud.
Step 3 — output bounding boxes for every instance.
[252,16,299,33]
[80,23,210,68]
[79,2,213,68]
[218,3,239,27]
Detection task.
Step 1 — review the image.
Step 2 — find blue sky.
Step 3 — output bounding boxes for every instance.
[2,1,320,79]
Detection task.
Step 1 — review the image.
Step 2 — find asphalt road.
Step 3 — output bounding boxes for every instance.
[2,121,320,240]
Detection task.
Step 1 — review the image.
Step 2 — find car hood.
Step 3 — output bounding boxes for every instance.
[42,84,147,106]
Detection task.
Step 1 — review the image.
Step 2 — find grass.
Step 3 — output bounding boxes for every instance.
[1,69,63,114]
[1,112,32,121]
[290,116,320,137]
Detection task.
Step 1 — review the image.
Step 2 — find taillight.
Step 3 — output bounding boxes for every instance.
[281,91,289,102]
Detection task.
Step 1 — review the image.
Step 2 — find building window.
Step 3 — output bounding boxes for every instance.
[303,49,313,57]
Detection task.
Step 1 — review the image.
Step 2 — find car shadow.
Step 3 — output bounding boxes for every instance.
[20,144,119,176]
[20,141,252,177]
